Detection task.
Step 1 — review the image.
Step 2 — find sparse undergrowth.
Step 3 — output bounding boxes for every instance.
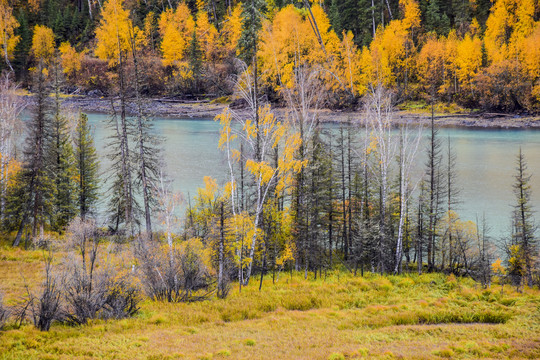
[0,246,538,359]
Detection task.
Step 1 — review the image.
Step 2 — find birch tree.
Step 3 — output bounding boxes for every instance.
[0,74,24,221]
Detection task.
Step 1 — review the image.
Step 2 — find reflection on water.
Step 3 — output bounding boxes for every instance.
[89,114,540,237]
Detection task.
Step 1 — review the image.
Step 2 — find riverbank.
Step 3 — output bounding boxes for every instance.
[55,96,540,129]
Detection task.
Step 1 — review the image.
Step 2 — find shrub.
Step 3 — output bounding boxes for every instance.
[16,252,64,331]
[63,218,141,325]
[328,353,345,360]
[101,275,142,319]
[0,291,9,330]
[136,237,212,302]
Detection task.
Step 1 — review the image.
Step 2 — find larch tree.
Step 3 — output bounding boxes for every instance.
[455,33,482,96]
[95,0,140,234]
[59,42,84,85]
[158,4,196,85]
[0,0,19,72]
[220,4,242,58]
[0,74,24,222]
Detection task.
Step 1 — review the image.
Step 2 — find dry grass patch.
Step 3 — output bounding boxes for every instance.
[0,246,538,359]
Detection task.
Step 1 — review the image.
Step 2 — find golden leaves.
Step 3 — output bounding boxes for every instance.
[0,0,19,62]
[31,25,55,63]
[95,0,144,66]
[59,42,84,79]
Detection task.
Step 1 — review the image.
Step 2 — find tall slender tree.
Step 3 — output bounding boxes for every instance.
[74,113,99,220]
[49,57,77,232]
[12,26,56,246]
[510,148,537,287]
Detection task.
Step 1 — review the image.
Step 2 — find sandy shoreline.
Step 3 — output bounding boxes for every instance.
[58,96,540,129]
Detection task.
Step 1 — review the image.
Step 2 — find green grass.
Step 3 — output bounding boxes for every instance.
[398,100,466,114]
[0,246,539,359]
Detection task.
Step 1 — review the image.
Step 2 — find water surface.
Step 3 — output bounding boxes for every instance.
[89,114,540,238]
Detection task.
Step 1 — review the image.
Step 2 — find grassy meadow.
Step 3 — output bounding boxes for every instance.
[0,245,539,360]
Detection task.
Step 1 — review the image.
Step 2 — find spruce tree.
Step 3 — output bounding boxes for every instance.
[188,30,202,93]
[74,113,99,220]
[49,59,77,232]
[12,61,55,246]
[510,149,537,287]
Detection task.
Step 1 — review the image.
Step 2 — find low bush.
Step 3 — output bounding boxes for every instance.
[0,291,9,330]
[135,237,213,302]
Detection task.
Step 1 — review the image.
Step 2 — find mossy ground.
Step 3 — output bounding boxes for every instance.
[0,245,538,359]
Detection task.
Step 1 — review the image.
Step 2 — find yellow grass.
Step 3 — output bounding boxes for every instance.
[0,245,539,359]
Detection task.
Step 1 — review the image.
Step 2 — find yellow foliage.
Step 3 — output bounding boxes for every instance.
[508,244,525,276]
[221,4,243,57]
[31,25,55,63]
[95,0,144,66]
[198,176,218,203]
[455,34,482,91]
[360,0,420,90]
[158,3,195,68]
[484,0,537,64]
[196,9,218,62]
[491,258,506,275]
[0,153,21,187]
[0,0,20,62]
[416,35,445,93]
[143,11,156,48]
[215,109,236,150]
[59,42,84,79]
[258,4,343,93]
[518,24,540,100]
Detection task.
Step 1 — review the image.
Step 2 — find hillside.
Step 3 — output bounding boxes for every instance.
[1,0,539,113]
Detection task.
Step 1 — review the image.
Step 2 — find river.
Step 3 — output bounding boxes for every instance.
[88,113,540,238]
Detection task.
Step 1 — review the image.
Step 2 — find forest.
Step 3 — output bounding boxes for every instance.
[0,0,539,111]
[0,0,539,358]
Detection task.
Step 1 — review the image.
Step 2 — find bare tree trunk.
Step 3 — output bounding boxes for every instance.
[130,28,153,239]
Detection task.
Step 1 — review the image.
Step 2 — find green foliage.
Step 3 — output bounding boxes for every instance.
[74,113,99,219]
[49,65,78,231]
[238,0,267,65]
[425,0,450,36]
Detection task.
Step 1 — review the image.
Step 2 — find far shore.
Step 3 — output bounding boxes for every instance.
[46,95,540,129]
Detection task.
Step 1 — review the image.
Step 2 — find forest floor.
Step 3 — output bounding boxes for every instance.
[56,96,540,129]
[0,245,539,359]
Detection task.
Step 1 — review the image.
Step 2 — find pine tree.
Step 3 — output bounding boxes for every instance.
[239,0,266,160]
[510,148,537,287]
[425,0,450,35]
[12,60,55,246]
[49,59,77,232]
[188,30,202,93]
[74,113,99,220]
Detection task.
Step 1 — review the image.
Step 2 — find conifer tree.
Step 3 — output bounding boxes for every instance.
[510,148,537,287]
[49,66,77,232]
[12,26,56,245]
[239,0,266,160]
[188,30,202,93]
[74,113,99,220]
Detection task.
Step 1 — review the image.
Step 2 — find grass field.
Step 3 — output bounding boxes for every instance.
[0,245,539,360]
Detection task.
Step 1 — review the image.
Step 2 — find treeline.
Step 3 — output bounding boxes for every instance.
[0,0,539,111]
